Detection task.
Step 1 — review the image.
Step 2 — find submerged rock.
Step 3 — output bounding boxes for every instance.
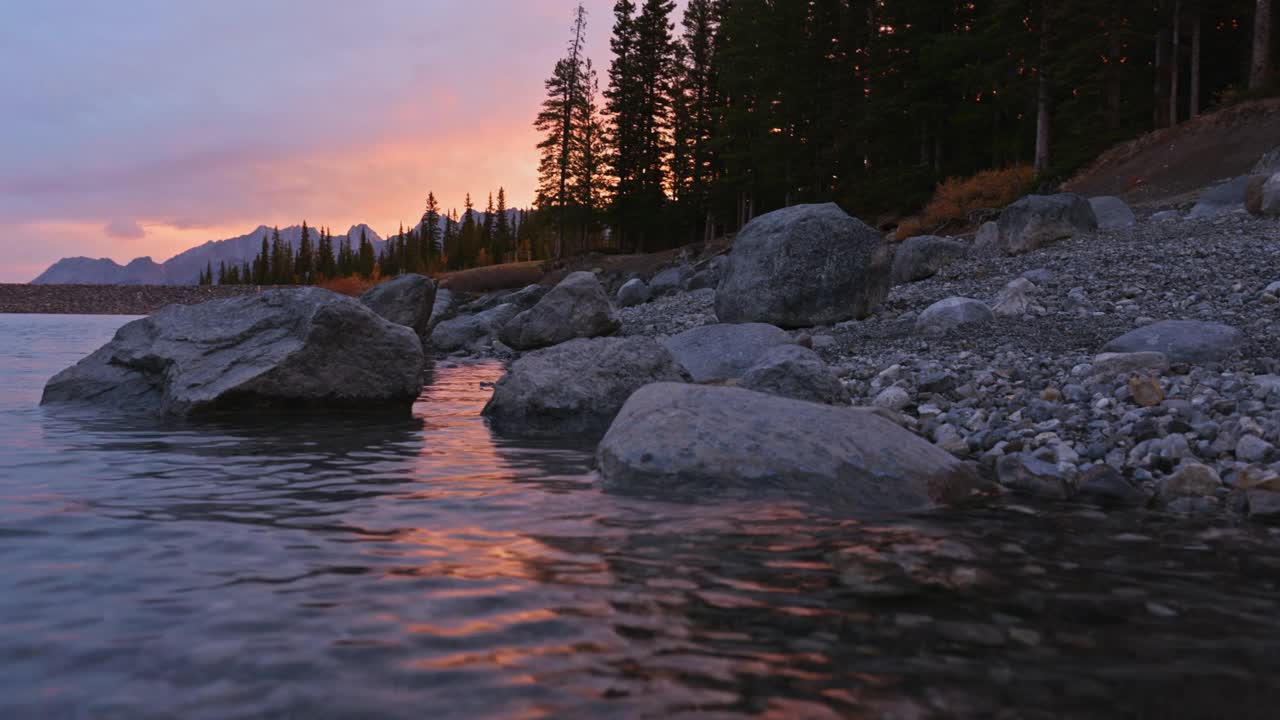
[715,203,891,328]
[42,288,424,416]
[360,273,437,341]
[596,383,982,511]
[662,322,794,383]
[738,344,851,405]
[483,336,689,436]
[499,271,620,350]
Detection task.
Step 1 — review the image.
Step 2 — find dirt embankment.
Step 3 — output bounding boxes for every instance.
[0,284,267,316]
[1064,98,1280,208]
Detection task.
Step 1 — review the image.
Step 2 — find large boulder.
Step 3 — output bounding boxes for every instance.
[42,288,424,416]
[427,288,455,331]
[1247,173,1280,217]
[738,344,850,405]
[1089,196,1137,229]
[499,271,621,350]
[429,303,520,352]
[596,383,982,511]
[662,322,794,383]
[915,297,995,336]
[616,278,651,308]
[995,194,1098,255]
[715,203,891,328]
[359,273,437,340]
[1189,175,1252,219]
[483,337,689,436]
[891,235,968,284]
[1101,320,1244,364]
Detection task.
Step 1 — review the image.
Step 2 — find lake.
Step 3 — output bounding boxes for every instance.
[3,313,1280,718]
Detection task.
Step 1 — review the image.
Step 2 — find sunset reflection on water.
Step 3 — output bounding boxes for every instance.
[6,319,1280,718]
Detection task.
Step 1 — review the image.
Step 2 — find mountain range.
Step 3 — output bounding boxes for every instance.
[32,224,386,285]
[32,209,522,285]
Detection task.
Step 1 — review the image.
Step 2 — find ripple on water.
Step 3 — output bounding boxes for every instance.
[3,314,1280,717]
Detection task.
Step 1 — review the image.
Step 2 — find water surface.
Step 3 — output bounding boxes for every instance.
[3,313,1280,718]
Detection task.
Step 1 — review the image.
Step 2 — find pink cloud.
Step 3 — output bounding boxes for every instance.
[104,218,145,239]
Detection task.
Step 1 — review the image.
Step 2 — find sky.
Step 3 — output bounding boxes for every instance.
[0,0,659,282]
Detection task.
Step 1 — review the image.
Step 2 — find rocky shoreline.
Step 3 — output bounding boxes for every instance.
[0,283,266,316]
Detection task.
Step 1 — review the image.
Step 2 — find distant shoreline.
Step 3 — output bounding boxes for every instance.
[0,284,267,316]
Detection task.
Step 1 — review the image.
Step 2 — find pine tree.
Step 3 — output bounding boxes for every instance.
[494,187,512,262]
[318,227,335,279]
[217,261,227,285]
[270,226,291,284]
[671,0,721,241]
[534,3,589,258]
[442,209,459,269]
[358,227,376,278]
[456,194,480,270]
[421,191,441,267]
[255,233,270,284]
[481,192,496,263]
[570,59,610,250]
[296,221,313,283]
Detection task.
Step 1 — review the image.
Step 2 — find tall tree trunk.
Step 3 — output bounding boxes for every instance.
[1154,0,1172,128]
[1252,0,1274,89]
[1170,1,1181,125]
[1034,3,1052,176]
[1190,6,1202,119]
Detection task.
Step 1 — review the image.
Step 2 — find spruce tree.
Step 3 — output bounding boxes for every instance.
[296,221,313,283]
[534,3,589,258]
[494,187,512,262]
[421,192,441,267]
[481,192,496,263]
[457,195,480,270]
[357,227,375,278]
[571,59,609,250]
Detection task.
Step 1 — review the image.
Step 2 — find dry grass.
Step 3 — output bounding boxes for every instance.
[437,262,547,294]
[317,274,381,297]
[897,165,1034,240]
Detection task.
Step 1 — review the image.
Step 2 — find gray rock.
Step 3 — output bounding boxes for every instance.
[1255,147,1280,175]
[995,194,1098,255]
[482,337,689,436]
[427,288,454,331]
[873,386,912,412]
[465,283,551,314]
[715,203,891,328]
[429,303,520,352]
[891,235,968,284]
[1159,464,1222,502]
[359,273,437,340]
[1077,465,1145,506]
[1150,210,1181,222]
[687,256,727,291]
[738,344,851,405]
[991,278,1036,318]
[616,278,651,308]
[1258,173,1280,217]
[1090,352,1171,378]
[995,453,1076,500]
[1101,320,1244,364]
[42,288,424,416]
[1236,435,1274,463]
[1248,490,1280,523]
[1089,196,1137,229]
[650,265,693,296]
[662,322,794,383]
[916,297,995,336]
[596,383,982,511]
[973,221,1001,254]
[1021,268,1055,285]
[499,272,621,350]
[1189,175,1252,219]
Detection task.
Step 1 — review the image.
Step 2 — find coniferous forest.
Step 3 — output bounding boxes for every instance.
[206,0,1277,286]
